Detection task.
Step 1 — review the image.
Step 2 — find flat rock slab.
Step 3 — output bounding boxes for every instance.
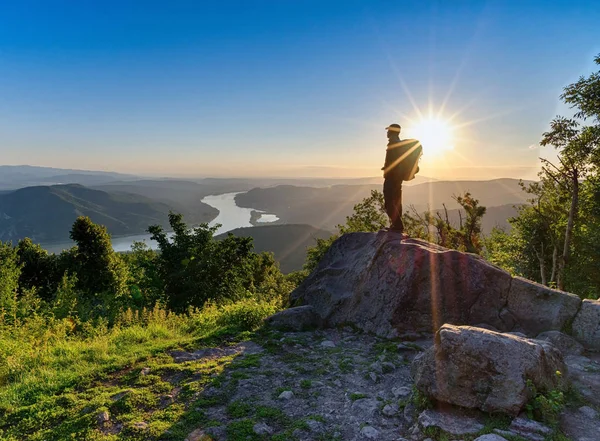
[417,409,484,436]
[170,341,264,363]
[565,354,600,406]
[560,408,600,441]
[507,416,552,441]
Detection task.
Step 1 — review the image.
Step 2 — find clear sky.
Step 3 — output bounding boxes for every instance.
[1,1,599,179]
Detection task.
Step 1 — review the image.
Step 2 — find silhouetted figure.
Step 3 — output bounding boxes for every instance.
[381,123,423,233]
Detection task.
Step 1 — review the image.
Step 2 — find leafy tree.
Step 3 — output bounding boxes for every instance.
[16,238,62,301]
[405,192,487,254]
[304,190,389,273]
[148,212,256,311]
[121,241,163,307]
[486,54,600,295]
[69,216,129,307]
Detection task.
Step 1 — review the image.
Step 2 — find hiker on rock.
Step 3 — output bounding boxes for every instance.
[381,123,423,233]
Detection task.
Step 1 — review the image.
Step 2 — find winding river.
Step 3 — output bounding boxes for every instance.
[42,192,278,254]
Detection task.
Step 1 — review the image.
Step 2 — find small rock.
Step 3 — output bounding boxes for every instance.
[110,390,131,401]
[253,422,274,436]
[403,402,417,423]
[96,410,110,425]
[397,343,418,351]
[508,416,551,441]
[493,429,517,439]
[382,403,399,416]
[418,409,484,436]
[321,340,336,348]
[333,379,342,387]
[292,428,310,439]
[370,361,383,374]
[351,398,379,417]
[278,390,294,400]
[140,367,151,375]
[579,405,599,419]
[392,386,412,398]
[381,361,396,373]
[473,435,509,441]
[160,394,175,406]
[185,428,212,441]
[132,422,148,430]
[360,425,379,439]
[369,372,378,382]
[306,419,325,433]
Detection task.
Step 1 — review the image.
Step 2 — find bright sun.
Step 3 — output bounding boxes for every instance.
[410,117,455,154]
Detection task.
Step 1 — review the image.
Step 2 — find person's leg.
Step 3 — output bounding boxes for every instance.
[384,179,403,231]
[391,182,404,231]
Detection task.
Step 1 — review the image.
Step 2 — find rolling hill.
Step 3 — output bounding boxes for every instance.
[0,184,218,243]
[235,179,531,232]
[216,224,332,273]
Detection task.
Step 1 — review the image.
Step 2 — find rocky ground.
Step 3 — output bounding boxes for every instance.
[96,325,600,441]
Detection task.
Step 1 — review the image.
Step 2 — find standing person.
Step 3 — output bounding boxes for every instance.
[381,123,423,233]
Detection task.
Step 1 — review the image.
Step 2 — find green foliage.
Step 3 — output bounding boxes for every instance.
[0,241,20,321]
[411,385,433,410]
[525,379,565,427]
[69,216,130,314]
[338,190,389,234]
[148,213,257,310]
[485,54,600,297]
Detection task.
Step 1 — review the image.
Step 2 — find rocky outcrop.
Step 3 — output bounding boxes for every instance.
[290,232,584,340]
[507,277,581,336]
[572,299,600,351]
[412,325,566,416]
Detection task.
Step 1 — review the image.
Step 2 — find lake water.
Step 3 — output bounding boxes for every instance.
[42,192,279,254]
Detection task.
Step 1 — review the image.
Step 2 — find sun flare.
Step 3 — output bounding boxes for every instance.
[410,117,455,154]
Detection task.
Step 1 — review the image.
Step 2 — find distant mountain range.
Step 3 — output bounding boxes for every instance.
[0,165,138,190]
[0,184,218,243]
[235,179,532,233]
[217,224,331,273]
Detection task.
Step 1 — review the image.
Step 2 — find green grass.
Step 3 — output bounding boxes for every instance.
[0,300,279,441]
[350,392,368,401]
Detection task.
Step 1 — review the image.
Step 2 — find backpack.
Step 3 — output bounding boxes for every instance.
[383,139,423,181]
[403,140,422,181]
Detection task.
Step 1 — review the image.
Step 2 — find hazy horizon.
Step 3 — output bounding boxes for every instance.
[0,162,542,182]
[1,1,599,180]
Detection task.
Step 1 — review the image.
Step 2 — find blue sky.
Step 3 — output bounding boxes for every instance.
[1,1,599,179]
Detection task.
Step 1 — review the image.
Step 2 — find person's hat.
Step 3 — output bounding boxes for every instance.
[385,123,401,132]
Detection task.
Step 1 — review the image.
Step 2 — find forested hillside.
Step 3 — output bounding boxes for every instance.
[217,224,332,273]
[0,184,218,243]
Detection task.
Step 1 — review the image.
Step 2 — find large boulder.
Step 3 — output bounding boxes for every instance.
[572,299,600,351]
[290,232,514,337]
[265,305,322,331]
[412,324,566,416]
[290,232,585,340]
[507,277,581,336]
[535,330,584,356]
